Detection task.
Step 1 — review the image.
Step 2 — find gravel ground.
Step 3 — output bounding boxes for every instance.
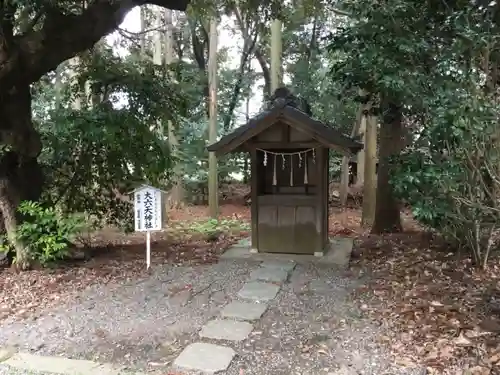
[0,260,424,375]
[0,261,255,374]
[0,370,63,375]
[208,263,424,375]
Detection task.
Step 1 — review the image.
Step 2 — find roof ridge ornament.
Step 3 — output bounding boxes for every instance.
[267,86,312,115]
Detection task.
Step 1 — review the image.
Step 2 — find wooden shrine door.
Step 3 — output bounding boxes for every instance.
[257,195,320,254]
[254,147,325,255]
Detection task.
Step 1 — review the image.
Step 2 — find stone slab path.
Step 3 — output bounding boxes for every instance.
[0,350,146,375]
[173,259,296,374]
[237,281,280,302]
[248,267,288,283]
[173,343,235,374]
[259,259,296,272]
[0,255,424,375]
[199,319,253,341]
[220,301,267,321]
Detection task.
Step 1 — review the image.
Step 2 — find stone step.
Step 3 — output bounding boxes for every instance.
[237,281,280,302]
[249,267,288,283]
[259,260,296,273]
[0,350,145,375]
[220,301,268,321]
[173,342,235,374]
[199,319,253,341]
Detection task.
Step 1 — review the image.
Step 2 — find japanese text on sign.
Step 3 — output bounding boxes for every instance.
[134,186,162,231]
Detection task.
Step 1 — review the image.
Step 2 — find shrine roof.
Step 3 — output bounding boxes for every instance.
[207,88,362,156]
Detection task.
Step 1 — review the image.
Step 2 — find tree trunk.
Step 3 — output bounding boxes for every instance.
[189,18,210,118]
[208,17,218,218]
[371,101,403,234]
[361,111,377,227]
[140,6,148,58]
[0,84,44,269]
[165,8,185,209]
[339,104,363,206]
[232,5,271,101]
[355,89,373,190]
[55,63,64,109]
[243,157,249,184]
[0,178,25,268]
[243,94,251,184]
[0,0,189,269]
[270,19,282,92]
[355,116,366,188]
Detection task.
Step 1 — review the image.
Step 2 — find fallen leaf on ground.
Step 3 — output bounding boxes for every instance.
[351,210,500,374]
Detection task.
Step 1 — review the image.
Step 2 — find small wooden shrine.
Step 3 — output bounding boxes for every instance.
[208,88,362,255]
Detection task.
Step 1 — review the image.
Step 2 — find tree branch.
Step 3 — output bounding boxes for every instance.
[189,18,206,71]
[117,28,141,48]
[0,0,188,92]
[306,16,318,62]
[222,23,258,130]
[118,24,167,36]
[0,2,16,56]
[331,8,352,17]
[233,5,271,99]
[172,31,184,60]
[17,5,44,34]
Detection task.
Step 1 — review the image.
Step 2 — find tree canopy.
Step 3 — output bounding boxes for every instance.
[0,0,499,271]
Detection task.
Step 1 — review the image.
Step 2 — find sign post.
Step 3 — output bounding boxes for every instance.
[146,231,151,269]
[130,184,164,269]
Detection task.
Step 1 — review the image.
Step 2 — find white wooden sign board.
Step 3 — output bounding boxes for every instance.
[134,186,162,232]
[131,185,164,269]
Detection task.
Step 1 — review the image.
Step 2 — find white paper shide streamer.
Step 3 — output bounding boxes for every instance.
[258,148,316,187]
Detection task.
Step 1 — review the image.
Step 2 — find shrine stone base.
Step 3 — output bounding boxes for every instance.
[220,236,353,269]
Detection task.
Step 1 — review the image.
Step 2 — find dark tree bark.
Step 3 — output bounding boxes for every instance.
[0,1,188,92]
[243,156,249,184]
[232,6,271,101]
[0,153,44,269]
[0,84,44,269]
[222,30,257,131]
[0,0,189,269]
[189,19,210,117]
[371,101,403,234]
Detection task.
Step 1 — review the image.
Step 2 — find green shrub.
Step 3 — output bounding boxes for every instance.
[190,218,250,236]
[392,88,500,268]
[0,235,10,255]
[4,201,87,265]
[167,218,250,240]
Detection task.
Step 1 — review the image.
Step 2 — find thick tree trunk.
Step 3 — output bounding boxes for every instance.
[0,1,188,94]
[207,17,218,218]
[0,0,189,269]
[270,19,283,92]
[0,178,25,268]
[165,8,185,210]
[356,116,366,188]
[0,84,44,269]
[371,101,403,234]
[243,157,249,184]
[232,5,271,101]
[361,112,377,227]
[340,105,363,207]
